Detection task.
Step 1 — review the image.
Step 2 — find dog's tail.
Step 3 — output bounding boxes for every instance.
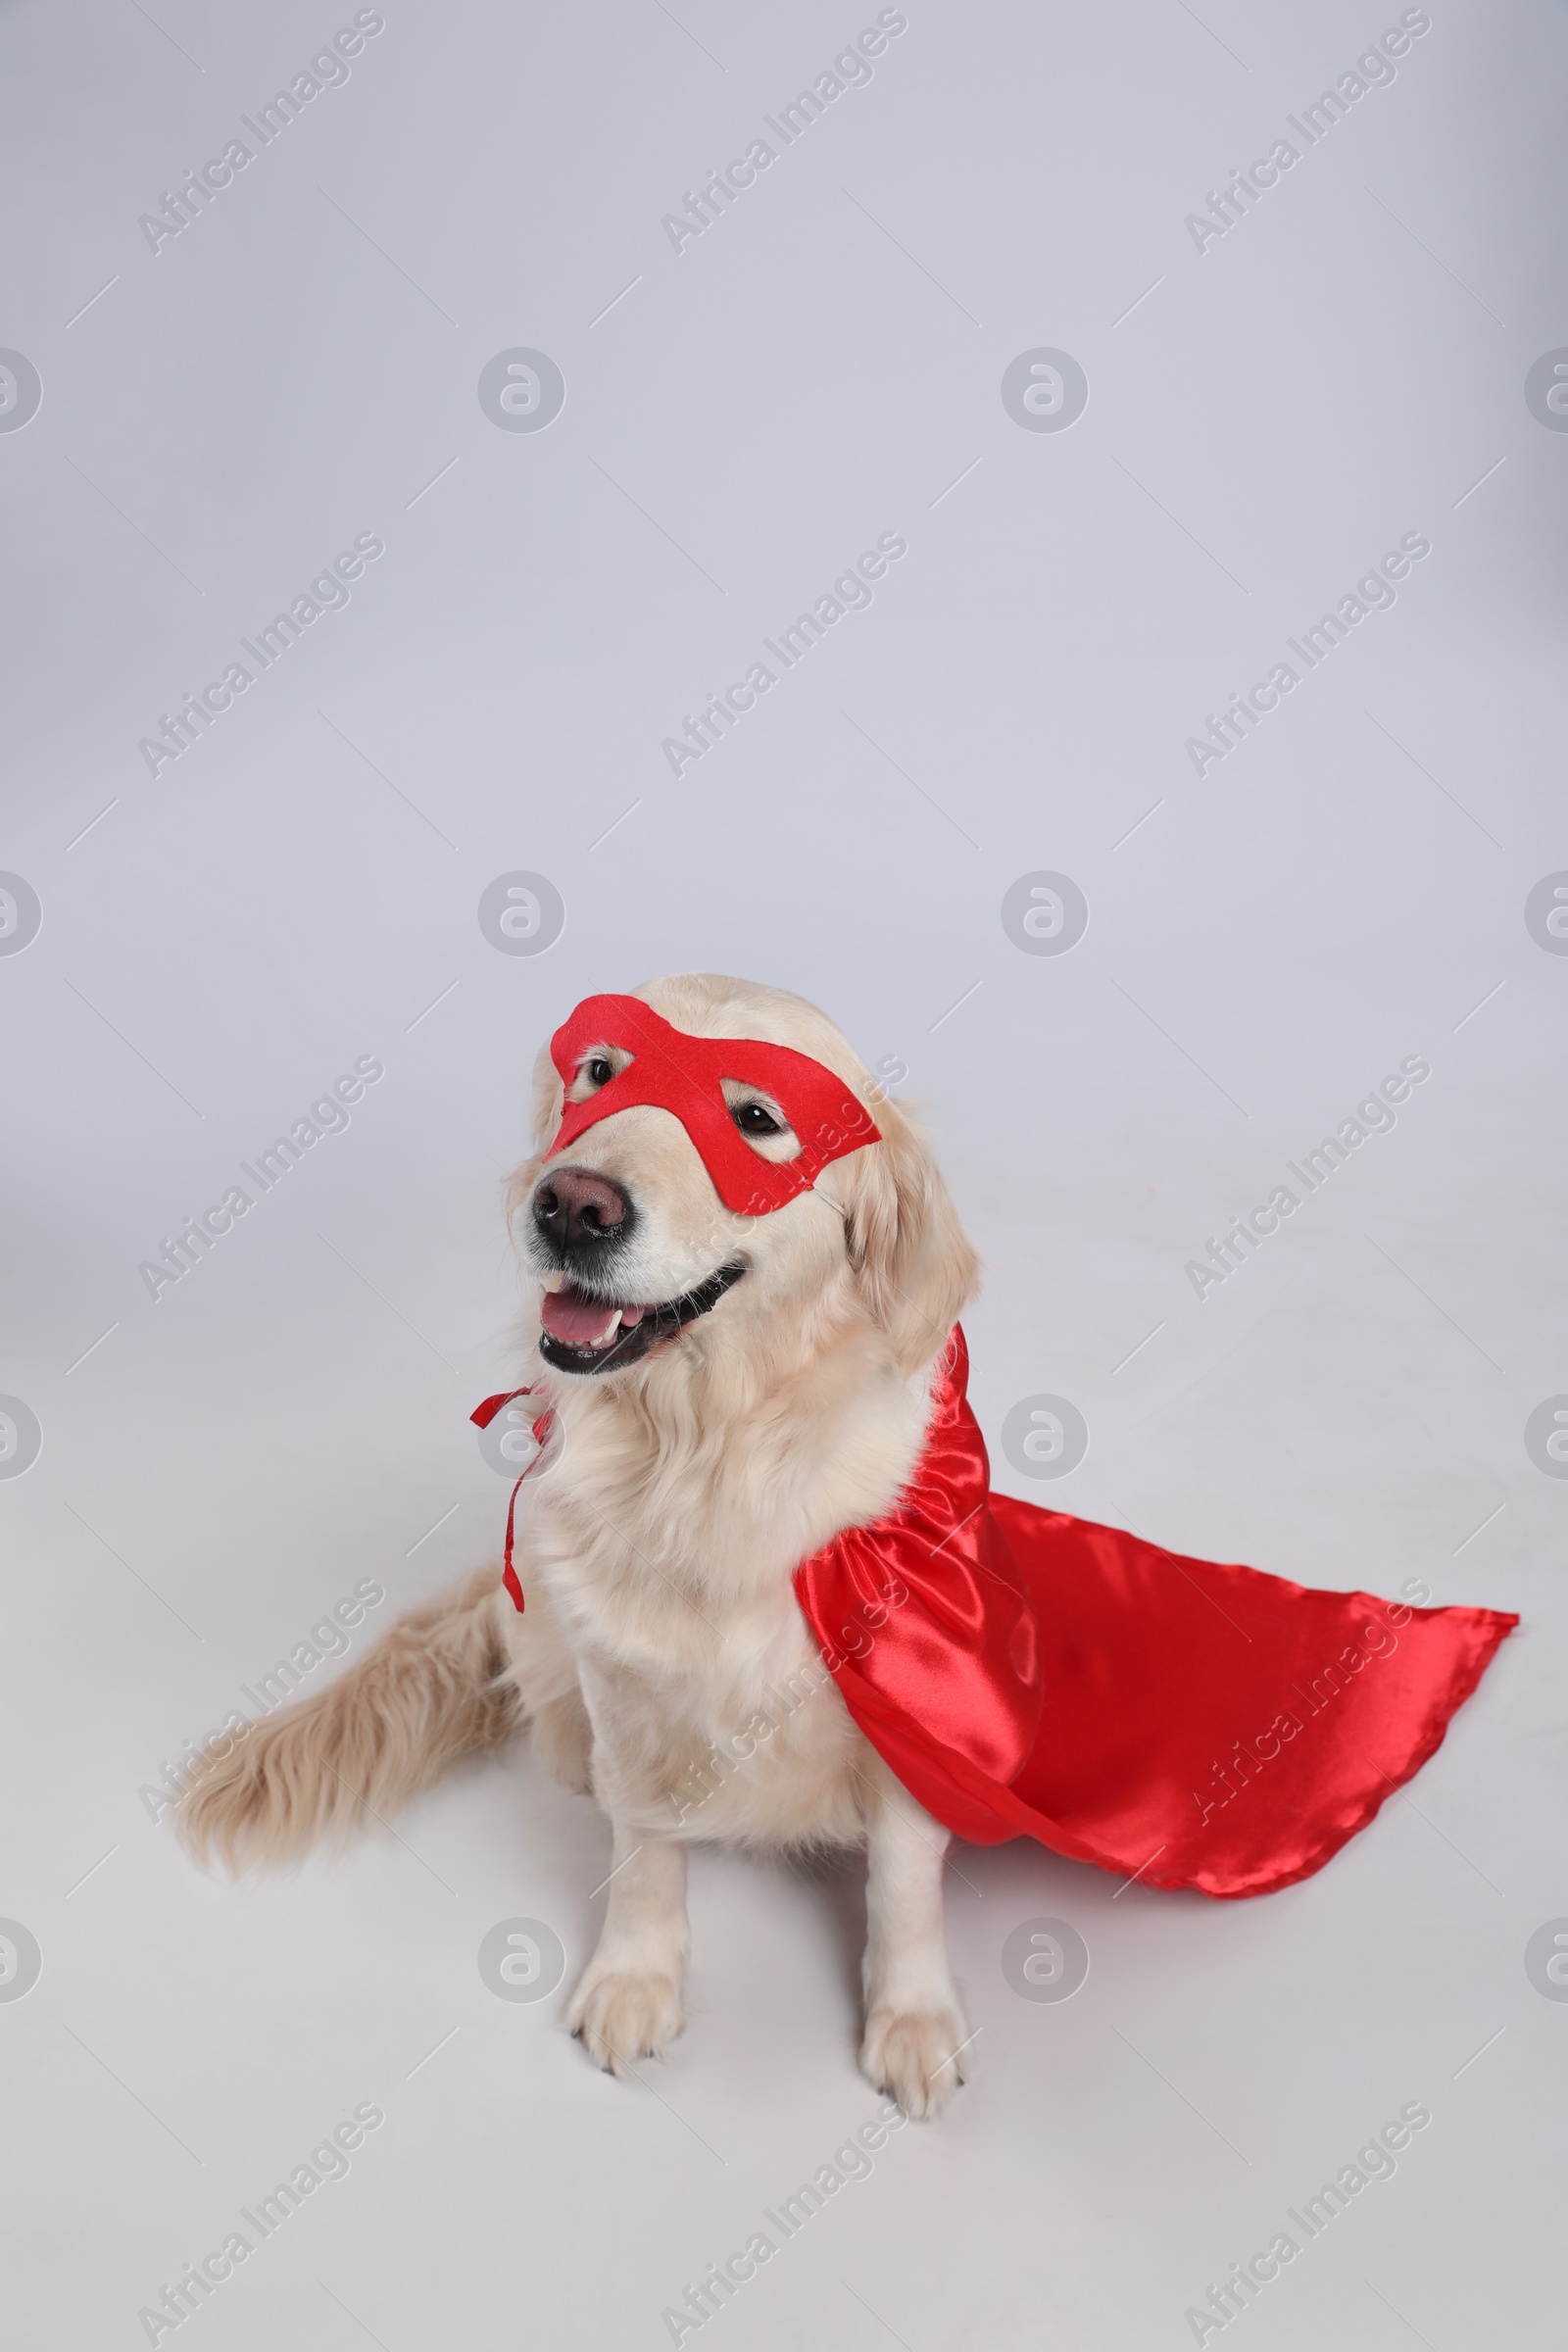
[176,1566,518,1872]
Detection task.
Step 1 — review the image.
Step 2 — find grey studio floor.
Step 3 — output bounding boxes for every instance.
[3,3,1566,2347]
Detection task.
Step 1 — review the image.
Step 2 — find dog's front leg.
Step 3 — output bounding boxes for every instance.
[565,1825,689,2078]
[858,1751,969,2119]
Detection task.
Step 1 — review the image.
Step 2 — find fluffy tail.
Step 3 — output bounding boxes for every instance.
[177,1566,518,1872]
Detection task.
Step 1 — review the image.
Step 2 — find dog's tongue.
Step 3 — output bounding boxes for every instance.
[540,1284,645,1345]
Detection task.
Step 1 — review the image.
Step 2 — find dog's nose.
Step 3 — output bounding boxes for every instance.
[532,1166,632,1253]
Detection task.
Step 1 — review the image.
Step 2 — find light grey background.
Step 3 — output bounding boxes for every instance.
[3,1,1564,2344]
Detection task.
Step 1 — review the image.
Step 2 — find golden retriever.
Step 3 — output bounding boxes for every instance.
[179,972,980,2117]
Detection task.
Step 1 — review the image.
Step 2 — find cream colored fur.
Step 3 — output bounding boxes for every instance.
[179,973,980,2117]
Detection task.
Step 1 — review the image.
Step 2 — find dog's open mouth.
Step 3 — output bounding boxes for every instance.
[537,1262,746,1375]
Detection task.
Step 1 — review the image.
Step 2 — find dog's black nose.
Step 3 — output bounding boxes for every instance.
[533,1167,632,1253]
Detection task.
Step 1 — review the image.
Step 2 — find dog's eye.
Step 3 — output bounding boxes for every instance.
[585,1057,614,1088]
[733,1102,781,1136]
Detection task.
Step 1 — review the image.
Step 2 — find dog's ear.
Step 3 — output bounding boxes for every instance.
[842,1094,979,1374]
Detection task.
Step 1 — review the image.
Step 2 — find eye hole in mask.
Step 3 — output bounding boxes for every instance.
[719,1078,794,1156]
[566,1046,631,1102]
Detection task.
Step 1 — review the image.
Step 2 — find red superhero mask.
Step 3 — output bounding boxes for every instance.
[544,993,881,1216]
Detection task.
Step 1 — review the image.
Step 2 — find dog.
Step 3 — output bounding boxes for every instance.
[179,971,981,2117]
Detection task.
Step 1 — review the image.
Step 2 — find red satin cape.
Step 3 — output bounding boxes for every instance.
[790,1331,1516,1898]
[476,1334,1515,1900]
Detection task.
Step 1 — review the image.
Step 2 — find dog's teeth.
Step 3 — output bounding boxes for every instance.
[542,1272,567,1294]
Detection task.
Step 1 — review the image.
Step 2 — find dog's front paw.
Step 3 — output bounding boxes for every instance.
[859,2006,969,2120]
[567,1970,685,2078]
